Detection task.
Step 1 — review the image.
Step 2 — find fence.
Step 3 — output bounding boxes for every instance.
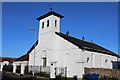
[29,66,50,74]
[29,66,67,77]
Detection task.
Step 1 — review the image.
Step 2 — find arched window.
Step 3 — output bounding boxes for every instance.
[47,20,49,27]
[42,22,44,29]
[55,20,57,27]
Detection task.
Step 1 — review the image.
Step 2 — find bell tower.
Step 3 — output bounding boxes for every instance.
[36,11,64,47]
[37,11,64,35]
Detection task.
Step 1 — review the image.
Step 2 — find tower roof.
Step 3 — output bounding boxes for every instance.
[37,11,64,20]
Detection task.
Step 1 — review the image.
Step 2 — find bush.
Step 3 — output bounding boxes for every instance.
[35,72,50,77]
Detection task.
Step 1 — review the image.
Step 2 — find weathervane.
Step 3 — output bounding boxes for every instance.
[49,4,53,11]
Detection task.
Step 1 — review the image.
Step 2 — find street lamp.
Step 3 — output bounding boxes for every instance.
[28,28,36,77]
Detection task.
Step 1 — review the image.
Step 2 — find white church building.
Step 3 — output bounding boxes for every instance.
[28,11,120,78]
[1,10,119,79]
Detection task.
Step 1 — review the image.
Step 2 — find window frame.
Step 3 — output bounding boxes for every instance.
[55,20,57,27]
[47,20,49,27]
[42,22,44,29]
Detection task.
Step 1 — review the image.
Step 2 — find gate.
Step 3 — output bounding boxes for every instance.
[56,67,67,77]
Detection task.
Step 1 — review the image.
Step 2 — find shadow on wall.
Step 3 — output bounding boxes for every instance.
[111,61,120,69]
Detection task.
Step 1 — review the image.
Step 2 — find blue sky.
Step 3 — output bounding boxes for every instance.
[2,2,119,58]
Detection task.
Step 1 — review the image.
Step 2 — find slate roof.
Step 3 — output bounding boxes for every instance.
[55,32,120,58]
[36,11,64,20]
[14,54,29,61]
[14,40,38,61]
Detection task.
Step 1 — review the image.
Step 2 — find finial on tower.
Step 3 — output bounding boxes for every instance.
[49,4,53,11]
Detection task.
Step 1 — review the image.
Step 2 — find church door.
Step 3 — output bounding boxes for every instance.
[42,57,47,67]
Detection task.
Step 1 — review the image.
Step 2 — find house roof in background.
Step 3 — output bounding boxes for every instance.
[55,32,120,58]
[36,11,64,20]
[0,57,16,62]
[14,53,29,61]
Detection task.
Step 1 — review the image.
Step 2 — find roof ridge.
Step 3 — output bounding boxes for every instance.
[58,32,95,44]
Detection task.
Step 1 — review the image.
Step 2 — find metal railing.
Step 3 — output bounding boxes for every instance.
[28,66,67,77]
[29,66,50,74]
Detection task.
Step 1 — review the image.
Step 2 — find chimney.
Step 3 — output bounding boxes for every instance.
[90,40,93,43]
[82,37,85,41]
[66,31,69,36]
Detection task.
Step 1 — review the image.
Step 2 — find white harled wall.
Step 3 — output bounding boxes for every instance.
[29,13,118,78]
